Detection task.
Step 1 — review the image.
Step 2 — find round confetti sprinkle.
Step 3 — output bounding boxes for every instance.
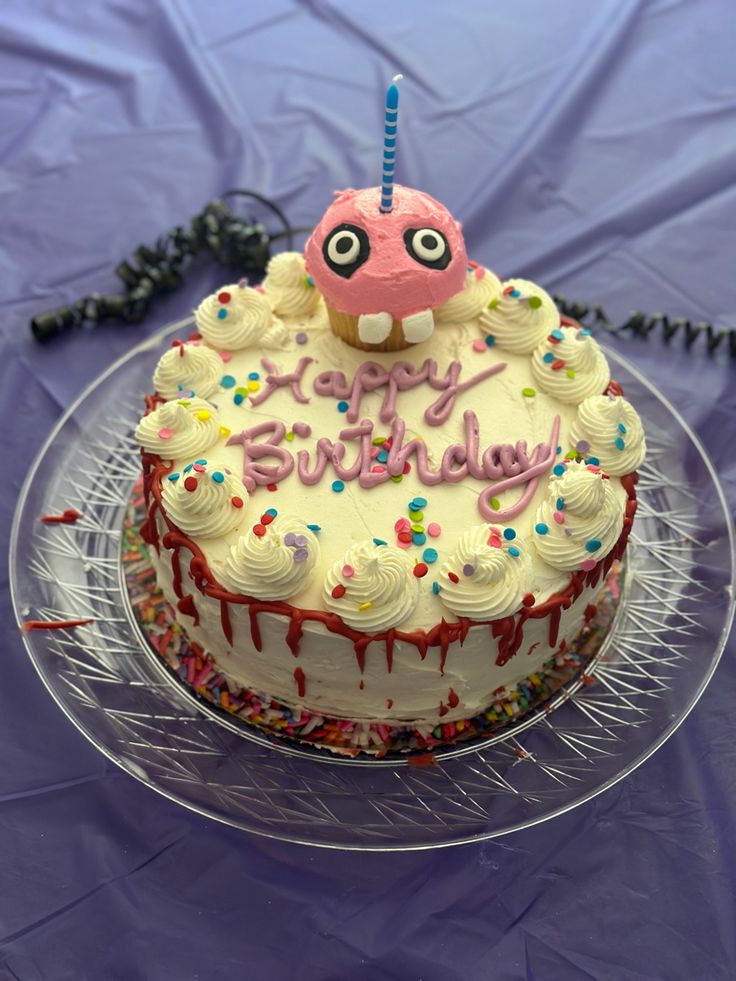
[265,508,278,517]
[376,450,388,463]
[231,496,244,509]
[618,423,627,434]
[342,564,355,578]
[247,380,260,393]
[217,309,228,320]
[462,563,475,576]
[372,437,386,446]
[472,339,486,352]
[409,510,423,522]
[217,291,231,304]
[527,295,542,310]
[247,371,259,381]
[413,563,429,578]
[267,483,278,492]
[553,464,565,476]
[581,558,596,572]
[535,522,548,535]
[585,539,602,552]
[447,572,460,584]
[566,369,575,379]
[556,497,565,510]
[551,328,564,341]
[522,593,535,607]
[261,512,274,525]
[398,530,413,543]
[395,518,410,532]
[253,524,266,537]
[588,456,600,466]
[553,512,565,525]
[615,437,625,450]
[410,523,424,534]
[490,498,501,511]
[427,523,441,537]
[306,524,321,532]
[167,473,180,482]
[193,463,206,473]
[551,359,565,371]
[183,464,193,473]
[331,584,346,599]
[432,581,440,595]
[220,351,231,363]
[295,332,308,345]
[284,532,296,546]
[373,538,387,546]
[196,458,206,466]
[542,352,554,364]
[331,480,344,493]
[485,334,495,346]
[522,387,536,398]
[233,393,244,405]
[508,546,520,557]
[285,431,295,442]
[411,497,428,509]
[158,427,173,440]
[212,471,224,483]
[397,538,411,549]
[422,548,438,564]
[412,532,426,546]
[337,400,349,413]
[293,548,309,562]
[294,535,307,548]
[503,528,516,541]
[196,410,211,421]
[390,475,403,483]
[184,476,197,492]
[576,440,590,454]
[358,601,373,611]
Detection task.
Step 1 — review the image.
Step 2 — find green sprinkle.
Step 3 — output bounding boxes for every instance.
[488,297,499,310]
[285,431,295,442]
[522,387,536,398]
[490,497,500,511]
[528,295,542,310]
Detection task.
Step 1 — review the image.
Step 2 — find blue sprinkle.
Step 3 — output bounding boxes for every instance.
[373,538,387,546]
[412,532,426,546]
[195,459,207,466]
[618,423,627,434]
[553,464,565,476]
[535,522,548,535]
[265,508,278,517]
[306,524,321,532]
[556,498,565,511]
[183,464,193,473]
[376,449,388,463]
[331,480,345,493]
[557,445,562,454]
[212,471,224,483]
[217,308,228,320]
[510,289,520,298]
[615,437,625,450]
[411,497,428,509]
[586,539,602,552]
[588,456,600,466]
[221,375,236,388]
[422,547,438,564]
[508,546,520,557]
[337,400,349,413]
[551,328,565,341]
[234,393,244,405]
[248,371,260,381]
[543,352,554,363]
[485,334,495,346]
[580,328,592,337]
[432,581,440,595]
[168,473,180,482]
[503,528,516,541]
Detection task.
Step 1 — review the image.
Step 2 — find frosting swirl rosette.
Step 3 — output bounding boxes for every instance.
[531,326,610,403]
[161,459,247,539]
[569,395,646,476]
[323,541,419,631]
[533,460,623,571]
[479,278,559,353]
[261,318,290,349]
[439,524,532,620]
[219,512,320,601]
[195,285,277,350]
[153,343,223,401]
[263,252,322,318]
[135,397,223,459]
[436,265,501,323]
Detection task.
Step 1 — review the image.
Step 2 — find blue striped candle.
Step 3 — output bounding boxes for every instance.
[379,74,403,213]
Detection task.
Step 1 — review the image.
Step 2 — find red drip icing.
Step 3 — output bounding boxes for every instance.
[386,698,393,710]
[293,666,306,697]
[220,600,233,646]
[584,603,598,623]
[40,509,81,525]
[438,701,449,717]
[353,637,370,674]
[526,642,540,657]
[437,619,452,676]
[385,630,395,673]
[359,680,365,690]
[447,688,459,708]
[286,619,303,657]
[177,595,199,624]
[547,606,562,648]
[249,607,262,652]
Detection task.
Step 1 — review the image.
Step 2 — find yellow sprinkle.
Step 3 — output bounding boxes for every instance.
[409,510,424,520]
[503,703,514,717]
[177,400,191,406]
[196,410,211,421]
[372,437,386,446]
[219,425,231,438]
[411,523,424,533]
[285,431,295,442]
[455,720,465,732]
[566,369,576,379]
[247,380,261,393]
[529,674,541,686]
[358,601,373,611]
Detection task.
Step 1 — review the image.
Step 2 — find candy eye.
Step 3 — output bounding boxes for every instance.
[323,223,370,278]
[403,227,451,269]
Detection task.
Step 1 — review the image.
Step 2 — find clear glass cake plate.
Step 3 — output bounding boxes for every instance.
[9,316,735,850]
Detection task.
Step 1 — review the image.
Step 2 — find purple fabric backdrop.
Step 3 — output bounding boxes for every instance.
[2,2,735,978]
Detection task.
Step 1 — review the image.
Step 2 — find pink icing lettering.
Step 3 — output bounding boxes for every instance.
[226,421,294,492]
[250,356,313,407]
[424,360,507,426]
[477,416,561,521]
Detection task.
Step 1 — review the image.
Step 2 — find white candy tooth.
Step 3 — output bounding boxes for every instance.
[402,309,434,342]
[358,311,393,343]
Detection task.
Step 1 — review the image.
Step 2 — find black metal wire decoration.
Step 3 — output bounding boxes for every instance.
[29,192,736,357]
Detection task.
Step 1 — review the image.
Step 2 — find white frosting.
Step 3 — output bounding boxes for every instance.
[196,285,274,350]
[439,525,532,620]
[153,343,223,400]
[569,395,646,475]
[531,326,610,403]
[533,460,624,571]
[323,541,419,631]
[479,278,559,353]
[263,252,321,317]
[436,266,501,323]
[220,515,320,601]
[135,398,223,459]
[161,460,247,539]
[261,317,290,350]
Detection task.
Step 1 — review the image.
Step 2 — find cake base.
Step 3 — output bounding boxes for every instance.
[123,485,621,758]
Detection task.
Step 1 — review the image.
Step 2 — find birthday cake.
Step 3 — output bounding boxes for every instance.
[134,80,644,756]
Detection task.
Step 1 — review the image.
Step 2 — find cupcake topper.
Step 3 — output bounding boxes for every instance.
[379,74,403,213]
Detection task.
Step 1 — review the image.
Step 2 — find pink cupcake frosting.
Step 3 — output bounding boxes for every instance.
[305,185,468,319]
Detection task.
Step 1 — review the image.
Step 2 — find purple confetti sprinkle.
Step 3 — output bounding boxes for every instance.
[295,332,308,345]
[283,532,296,547]
[293,535,307,547]
[576,439,590,454]
[293,548,309,562]
[238,278,248,288]
[463,563,475,577]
